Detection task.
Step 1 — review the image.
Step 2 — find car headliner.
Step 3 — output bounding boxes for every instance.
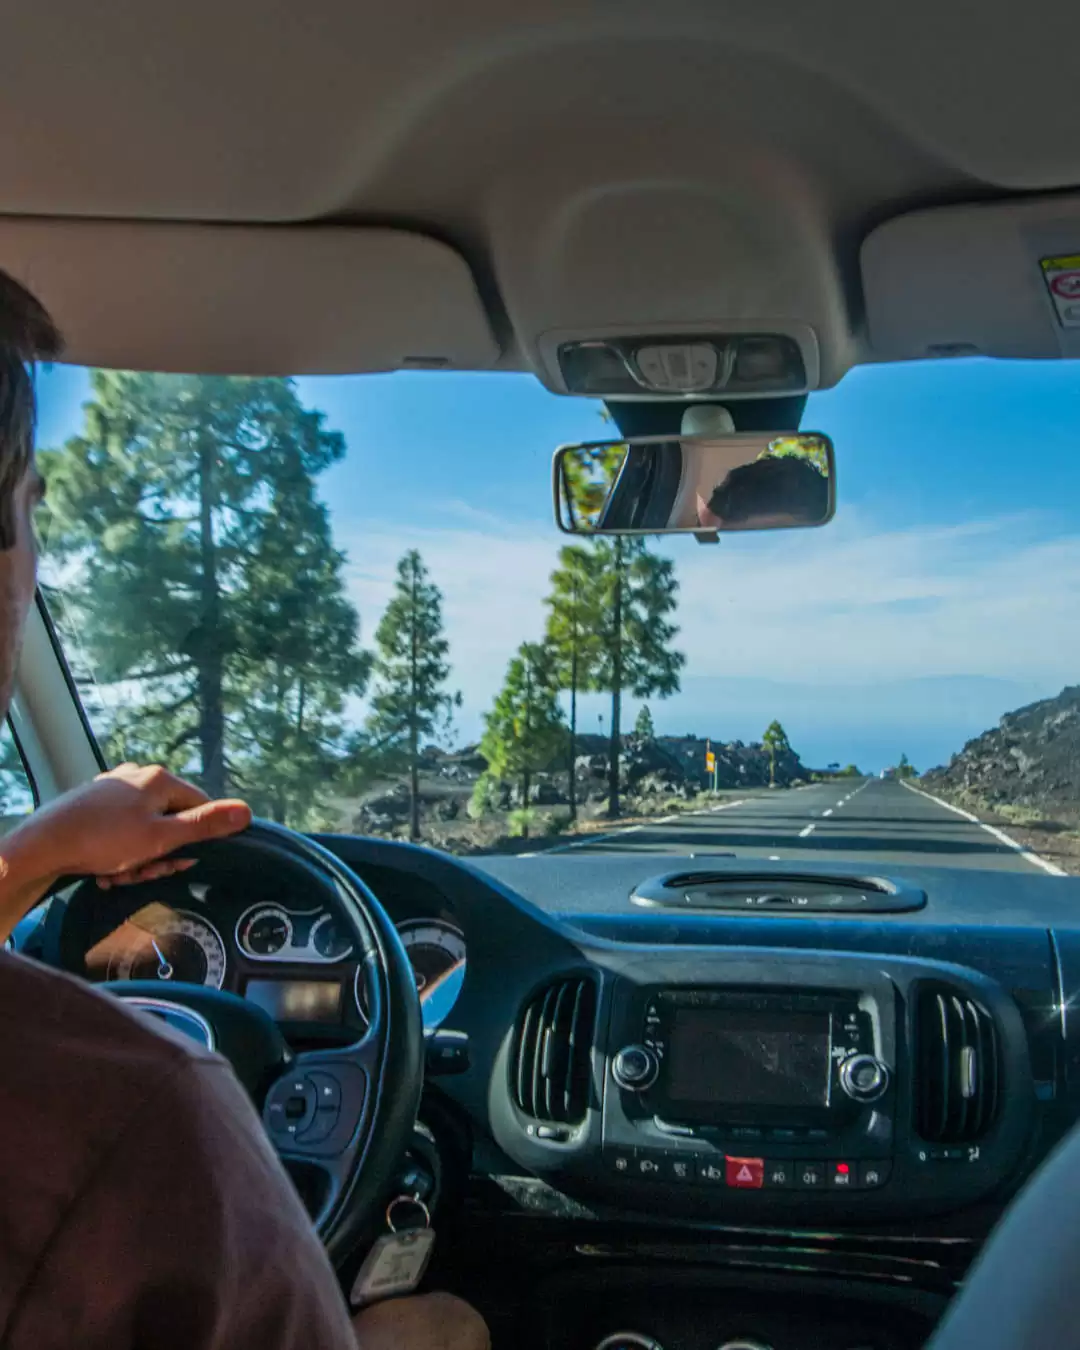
[0,1,1075,380]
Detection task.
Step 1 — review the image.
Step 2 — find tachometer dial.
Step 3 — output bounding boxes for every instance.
[237,905,293,958]
[107,907,226,988]
[397,920,466,1028]
[311,912,354,961]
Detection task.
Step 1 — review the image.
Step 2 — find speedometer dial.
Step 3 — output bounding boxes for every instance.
[397,920,466,1028]
[107,907,227,988]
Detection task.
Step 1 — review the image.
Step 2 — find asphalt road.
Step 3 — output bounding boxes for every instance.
[557,778,1057,874]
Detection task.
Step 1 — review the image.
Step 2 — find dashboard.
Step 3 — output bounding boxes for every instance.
[35,834,1080,1348]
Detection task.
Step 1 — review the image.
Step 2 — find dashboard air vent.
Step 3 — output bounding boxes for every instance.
[512,976,597,1126]
[915,985,1000,1142]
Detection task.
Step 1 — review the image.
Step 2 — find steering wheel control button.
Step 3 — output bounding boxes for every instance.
[612,1044,659,1091]
[300,1106,340,1144]
[594,1335,664,1350]
[859,1161,892,1189]
[308,1071,342,1110]
[725,1156,765,1189]
[795,1161,825,1189]
[264,1077,317,1140]
[839,1053,890,1103]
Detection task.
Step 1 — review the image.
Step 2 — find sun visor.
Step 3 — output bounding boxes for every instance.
[862,194,1080,362]
[0,220,499,374]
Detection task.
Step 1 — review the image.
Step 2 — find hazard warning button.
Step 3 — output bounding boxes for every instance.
[725,1156,765,1189]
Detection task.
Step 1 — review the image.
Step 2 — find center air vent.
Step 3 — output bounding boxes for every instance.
[512,976,597,1126]
[915,985,1000,1142]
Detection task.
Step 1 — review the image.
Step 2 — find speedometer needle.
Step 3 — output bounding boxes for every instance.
[151,938,174,981]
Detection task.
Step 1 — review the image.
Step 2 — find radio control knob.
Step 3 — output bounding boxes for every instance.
[839,1053,889,1103]
[612,1044,659,1091]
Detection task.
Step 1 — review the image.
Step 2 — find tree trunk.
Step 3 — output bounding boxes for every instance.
[568,641,578,821]
[607,540,623,819]
[196,432,226,798]
[522,767,531,838]
[408,560,421,842]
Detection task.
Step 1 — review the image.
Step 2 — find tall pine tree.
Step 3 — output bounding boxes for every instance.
[366,551,458,841]
[481,642,566,837]
[39,372,366,817]
[593,538,684,817]
[543,545,602,820]
[230,463,370,823]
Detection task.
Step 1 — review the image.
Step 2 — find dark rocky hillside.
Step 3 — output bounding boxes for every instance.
[923,686,1080,815]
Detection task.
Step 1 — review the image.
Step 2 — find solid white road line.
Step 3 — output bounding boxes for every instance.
[799,824,816,838]
[900,780,1066,877]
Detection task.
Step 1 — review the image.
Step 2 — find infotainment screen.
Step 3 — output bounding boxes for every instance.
[664,1007,831,1111]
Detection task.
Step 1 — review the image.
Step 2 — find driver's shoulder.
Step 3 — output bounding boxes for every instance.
[0,947,218,1074]
[0,951,231,1308]
[0,948,223,1170]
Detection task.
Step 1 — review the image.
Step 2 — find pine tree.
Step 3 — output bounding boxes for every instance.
[480,643,566,838]
[763,719,791,787]
[592,538,684,817]
[229,464,370,824]
[366,551,459,841]
[634,705,656,741]
[38,372,365,816]
[543,545,603,820]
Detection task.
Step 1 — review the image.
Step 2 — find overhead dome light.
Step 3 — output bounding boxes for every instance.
[557,334,807,398]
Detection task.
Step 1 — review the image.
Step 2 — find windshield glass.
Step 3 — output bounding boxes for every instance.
[34,361,1080,873]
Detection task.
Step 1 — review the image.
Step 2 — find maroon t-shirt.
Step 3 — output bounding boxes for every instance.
[0,950,357,1349]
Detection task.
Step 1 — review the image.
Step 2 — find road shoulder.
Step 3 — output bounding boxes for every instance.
[902,780,1067,877]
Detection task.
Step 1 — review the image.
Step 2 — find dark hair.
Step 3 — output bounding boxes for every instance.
[0,270,62,548]
[707,453,828,525]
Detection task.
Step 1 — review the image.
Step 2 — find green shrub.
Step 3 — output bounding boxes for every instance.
[508,808,539,838]
[468,773,500,820]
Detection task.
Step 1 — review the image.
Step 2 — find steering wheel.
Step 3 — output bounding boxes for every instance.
[927,1124,1080,1348]
[58,822,424,1267]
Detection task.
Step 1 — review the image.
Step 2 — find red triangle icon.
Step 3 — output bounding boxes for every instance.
[736,1164,754,1182]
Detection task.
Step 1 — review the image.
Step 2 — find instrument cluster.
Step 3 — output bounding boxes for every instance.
[81,893,467,1031]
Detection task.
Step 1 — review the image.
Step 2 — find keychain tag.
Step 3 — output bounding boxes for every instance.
[349,1196,435,1308]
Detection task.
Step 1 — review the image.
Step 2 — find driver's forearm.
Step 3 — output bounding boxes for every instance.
[0,822,61,941]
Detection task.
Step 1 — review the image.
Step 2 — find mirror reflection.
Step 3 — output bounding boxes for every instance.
[554,432,834,536]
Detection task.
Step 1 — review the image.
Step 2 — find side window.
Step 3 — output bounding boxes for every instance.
[0,722,34,830]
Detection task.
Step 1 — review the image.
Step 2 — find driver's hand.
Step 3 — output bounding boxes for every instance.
[0,764,251,935]
[352,1292,490,1350]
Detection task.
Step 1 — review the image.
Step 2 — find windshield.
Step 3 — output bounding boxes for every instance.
[34,360,1080,874]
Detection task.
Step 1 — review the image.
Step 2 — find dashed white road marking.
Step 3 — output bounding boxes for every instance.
[900,780,1066,877]
[798,824,816,838]
[822,808,833,817]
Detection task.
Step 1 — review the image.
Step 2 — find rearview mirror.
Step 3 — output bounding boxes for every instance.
[553,432,835,535]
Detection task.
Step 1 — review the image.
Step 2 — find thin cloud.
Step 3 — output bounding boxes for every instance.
[338,512,1080,742]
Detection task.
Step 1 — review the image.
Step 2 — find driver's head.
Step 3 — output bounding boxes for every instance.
[0,269,62,714]
[704,453,828,528]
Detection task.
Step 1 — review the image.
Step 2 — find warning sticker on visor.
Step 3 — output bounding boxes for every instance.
[1041,255,1080,327]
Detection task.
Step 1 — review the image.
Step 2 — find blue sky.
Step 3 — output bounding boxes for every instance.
[35,358,1080,773]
